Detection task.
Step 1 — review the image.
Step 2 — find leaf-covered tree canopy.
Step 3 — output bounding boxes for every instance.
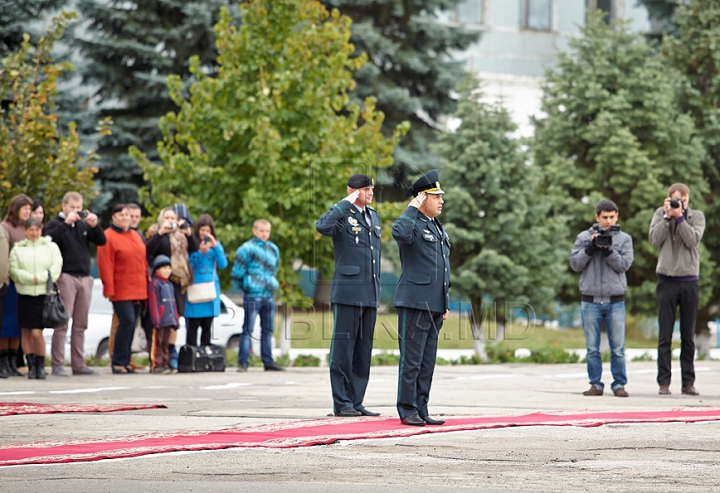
[131,0,407,303]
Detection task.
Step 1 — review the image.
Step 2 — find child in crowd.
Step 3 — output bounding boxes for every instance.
[148,255,179,373]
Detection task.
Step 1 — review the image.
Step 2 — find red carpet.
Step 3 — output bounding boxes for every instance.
[1,407,719,467]
[0,402,166,417]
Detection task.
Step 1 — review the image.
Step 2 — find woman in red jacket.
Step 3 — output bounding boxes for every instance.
[97,204,148,374]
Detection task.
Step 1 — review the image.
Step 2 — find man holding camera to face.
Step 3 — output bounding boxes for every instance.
[570,200,634,397]
[44,192,106,376]
[649,183,705,396]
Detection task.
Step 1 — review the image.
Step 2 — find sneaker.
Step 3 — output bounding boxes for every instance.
[236,363,248,372]
[583,386,603,396]
[73,367,102,376]
[264,362,286,372]
[51,367,70,377]
[613,387,629,398]
[169,368,178,374]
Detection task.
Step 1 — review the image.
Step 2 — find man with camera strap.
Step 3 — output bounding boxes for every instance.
[570,200,634,397]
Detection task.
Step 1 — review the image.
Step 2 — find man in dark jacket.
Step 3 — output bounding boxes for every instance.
[44,192,106,376]
[392,169,450,427]
[569,200,634,397]
[316,174,382,417]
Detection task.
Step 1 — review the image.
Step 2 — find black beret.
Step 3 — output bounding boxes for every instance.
[347,174,374,189]
[404,169,445,197]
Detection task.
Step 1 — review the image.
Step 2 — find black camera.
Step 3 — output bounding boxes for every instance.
[203,235,211,244]
[77,211,88,219]
[670,198,684,209]
[591,223,621,248]
[179,222,190,230]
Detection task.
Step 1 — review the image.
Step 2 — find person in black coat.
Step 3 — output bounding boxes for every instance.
[44,192,106,376]
[392,169,450,427]
[316,174,382,417]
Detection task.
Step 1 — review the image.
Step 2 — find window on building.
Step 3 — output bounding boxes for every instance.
[455,0,483,24]
[587,0,614,24]
[524,0,552,31]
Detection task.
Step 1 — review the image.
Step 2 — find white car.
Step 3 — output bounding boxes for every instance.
[44,279,261,362]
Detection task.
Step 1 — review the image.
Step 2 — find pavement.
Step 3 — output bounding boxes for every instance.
[1,360,720,492]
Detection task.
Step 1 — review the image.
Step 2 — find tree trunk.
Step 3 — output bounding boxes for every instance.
[470,299,489,362]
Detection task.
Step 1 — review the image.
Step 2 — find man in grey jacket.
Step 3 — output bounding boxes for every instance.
[570,200,634,397]
[649,183,705,396]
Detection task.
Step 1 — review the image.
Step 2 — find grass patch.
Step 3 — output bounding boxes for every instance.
[278,310,662,351]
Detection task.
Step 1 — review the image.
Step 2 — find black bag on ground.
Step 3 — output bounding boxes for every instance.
[43,270,69,328]
[178,344,226,372]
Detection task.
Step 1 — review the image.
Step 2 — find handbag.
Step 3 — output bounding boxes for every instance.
[187,281,217,303]
[43,270,69,328]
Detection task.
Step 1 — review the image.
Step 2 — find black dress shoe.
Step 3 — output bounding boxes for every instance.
[400,414,425,426]
[264,362,286,371]
[334,408,362,417]
[357,408,381,416]
[420,415,445,425]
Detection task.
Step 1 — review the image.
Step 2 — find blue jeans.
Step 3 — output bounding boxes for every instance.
[238,296,276,367]
[581,301,627,391]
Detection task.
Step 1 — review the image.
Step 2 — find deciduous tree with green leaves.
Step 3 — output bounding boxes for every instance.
[0,12,109,212]
[437,75,565,358]
[130,0,407,306]
[533,14,709,316]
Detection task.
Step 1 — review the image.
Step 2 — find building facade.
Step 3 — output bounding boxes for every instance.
[442,0,651,135]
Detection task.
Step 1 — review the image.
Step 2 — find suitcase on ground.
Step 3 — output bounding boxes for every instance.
[178,344,226,372]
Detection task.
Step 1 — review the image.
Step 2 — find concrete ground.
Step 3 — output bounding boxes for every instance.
[1,361,719,492]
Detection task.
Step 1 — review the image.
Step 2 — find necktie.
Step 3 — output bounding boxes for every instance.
[363,209,371,226]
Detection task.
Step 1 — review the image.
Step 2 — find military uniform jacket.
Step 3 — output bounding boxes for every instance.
[316,199,381,307]
[392,206,450,313]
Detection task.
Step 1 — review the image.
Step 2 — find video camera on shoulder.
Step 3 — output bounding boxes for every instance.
[591,223,621,248]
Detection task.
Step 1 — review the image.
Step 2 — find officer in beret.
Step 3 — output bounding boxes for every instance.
[392,169,450,426]
[316,174,382,417]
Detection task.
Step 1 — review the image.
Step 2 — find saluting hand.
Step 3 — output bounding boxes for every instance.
[344,190,360,204]
[409,192,427,209]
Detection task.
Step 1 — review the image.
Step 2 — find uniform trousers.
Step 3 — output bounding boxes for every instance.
[329,303,377,413]
[396,307,444,419]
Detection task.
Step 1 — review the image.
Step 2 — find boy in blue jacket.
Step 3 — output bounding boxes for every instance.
[148,255,179,373]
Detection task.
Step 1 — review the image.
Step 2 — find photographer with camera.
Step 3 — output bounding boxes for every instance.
[649,183,705,396]
[44,192,106,377]
[570,200,634,397]
[146,206,198,370]
[186,214,228,347]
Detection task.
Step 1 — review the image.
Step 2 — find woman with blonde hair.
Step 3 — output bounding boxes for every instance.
[146,206,198,368]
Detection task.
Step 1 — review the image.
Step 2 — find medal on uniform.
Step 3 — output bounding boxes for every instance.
[355,236,359,244]
[348,217,359,226]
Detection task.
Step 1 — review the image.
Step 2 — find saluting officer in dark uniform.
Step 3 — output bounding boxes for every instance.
[316,174,382,417]
[392,169,450,426]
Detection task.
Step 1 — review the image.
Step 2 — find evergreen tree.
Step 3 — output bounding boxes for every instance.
[130,1,406,305]
[437,75,565,357]
[664,0,720,337]
[0,0,66,57]
[533,14,709,315]
[74,0,236,215]
[320,0,479,194]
